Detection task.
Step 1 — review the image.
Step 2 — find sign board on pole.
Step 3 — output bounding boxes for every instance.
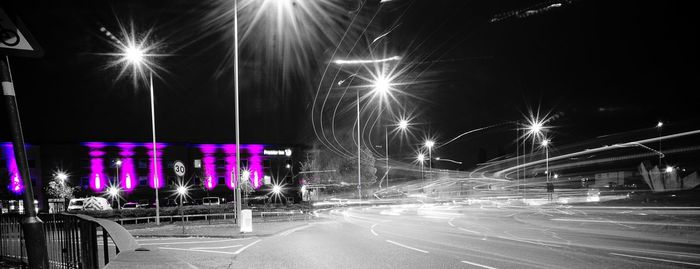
[240,209,252,233]
[0,7,43,57]
[173,160,186,177]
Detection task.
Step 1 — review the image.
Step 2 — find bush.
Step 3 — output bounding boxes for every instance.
[70,204,238,219]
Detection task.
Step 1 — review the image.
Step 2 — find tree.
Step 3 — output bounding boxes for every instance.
[45,178,78,200]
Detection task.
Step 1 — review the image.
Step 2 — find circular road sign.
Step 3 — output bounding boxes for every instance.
[173,160,186,177]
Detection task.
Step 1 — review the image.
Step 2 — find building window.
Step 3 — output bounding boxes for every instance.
[216,160,225,169]
[139,176,148,185]
[138,159,148,169]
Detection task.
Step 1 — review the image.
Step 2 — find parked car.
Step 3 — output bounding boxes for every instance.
[67,198,85,211]
[122,202,139,210]
[202,197,220,205]
[137,199,150,208]
[246,194,270,206]
[68,197,112,211]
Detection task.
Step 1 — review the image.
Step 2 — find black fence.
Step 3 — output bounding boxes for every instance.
[1,213,138,268]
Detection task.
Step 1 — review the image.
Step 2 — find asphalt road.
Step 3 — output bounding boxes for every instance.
[141,203,700,268]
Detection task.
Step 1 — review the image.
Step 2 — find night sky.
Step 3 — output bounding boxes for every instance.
[1,0,698,167]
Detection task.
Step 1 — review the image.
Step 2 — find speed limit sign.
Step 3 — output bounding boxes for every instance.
[173,160,186,177]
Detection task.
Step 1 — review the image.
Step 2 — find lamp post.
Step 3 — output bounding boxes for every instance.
[115,159,121,197]
[424,140,435,180]
[417,153,426,184]
[117,42,163,225]
[107,186,121,209]
[541,139,550,183]
[232,0,243,227]
[176,184,188,234]
[657,121,663,167]
[384,119,409,189]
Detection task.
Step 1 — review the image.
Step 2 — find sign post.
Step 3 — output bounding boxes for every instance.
[173,160,186,234]
[1,6,48,268]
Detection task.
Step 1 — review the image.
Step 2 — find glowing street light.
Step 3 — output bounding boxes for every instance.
[272,185,282,195]
[106,186,121,209]
[656,121,664,166]
[55,171,68,183]
[106,29,164,225]
[398,119,409,131]
[417,153,426,183]
[665,166,674,173]
[540,139,551,183]
[424,140,435,178]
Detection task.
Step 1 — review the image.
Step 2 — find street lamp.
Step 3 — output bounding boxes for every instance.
[114,159,121,193]
[417,153,426,183]
[175,182,189,234]
[424,140,435,179]
[107,186,121,209]
[115,37,163,225]
[540,139,550,183]
[55,171,68,184]
[657,121,663,167]
[383,119,410,189]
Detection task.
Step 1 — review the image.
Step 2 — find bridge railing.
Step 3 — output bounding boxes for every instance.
[0,213,139,268]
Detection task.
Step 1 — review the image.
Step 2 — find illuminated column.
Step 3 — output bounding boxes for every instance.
[146,143,165,189]
[223,144,237,189]
[117,143,137,192]
[247,145,264,190]
[2,143,24,194]
[85,142,107,192]
[199,144,218,190]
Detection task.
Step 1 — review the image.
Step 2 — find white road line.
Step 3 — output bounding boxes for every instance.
[190,244,242,250]
[609,252,700,267]
[234,239,262,255]
[461,260,498,269]
[159,247,237,255]
[385,240,429,254]
[370,224,379,236]
[551,218,700,227]
[448,220,455,227]
[458,228,481,235]
[278,224,312,236]
[140,238,252,246]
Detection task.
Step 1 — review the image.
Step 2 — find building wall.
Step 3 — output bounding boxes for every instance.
[1,142,300,210]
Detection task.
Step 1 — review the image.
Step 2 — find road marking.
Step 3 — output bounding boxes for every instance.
[140,238,252,246]
[159,247,237,255]
[458,228,481,235]
[385,240,429,254]
[448,220,455,227]
[234,239,262,255]
[370,224,379,236]
[190,244,242,250]
[461,260,498,269]
[278,224,312,236]
[551,218,700,227]
[609,253,700,267]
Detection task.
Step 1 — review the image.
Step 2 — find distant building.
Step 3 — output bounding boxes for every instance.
[1,142,300,211]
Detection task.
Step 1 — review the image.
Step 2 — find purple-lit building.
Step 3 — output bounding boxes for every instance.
[1,142,300,211]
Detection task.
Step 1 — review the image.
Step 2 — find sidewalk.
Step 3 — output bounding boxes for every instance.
[126,219,314,238]
[106,220,315,269]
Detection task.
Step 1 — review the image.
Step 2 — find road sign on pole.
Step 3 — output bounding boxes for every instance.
[0,7,43,57]
[173,160,186,177]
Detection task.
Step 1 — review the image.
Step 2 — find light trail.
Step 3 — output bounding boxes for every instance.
[494,129,700,177]
[333,56,401,65]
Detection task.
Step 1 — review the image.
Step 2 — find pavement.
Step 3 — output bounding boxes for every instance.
[106,203,700,268]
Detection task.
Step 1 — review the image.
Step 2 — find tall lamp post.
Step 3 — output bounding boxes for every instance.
[424,140,435,180]
[117,41,163,225]
[417,153,426,184]
[656,121,663,167]
[541,138,550,183]
[384,119,409,189]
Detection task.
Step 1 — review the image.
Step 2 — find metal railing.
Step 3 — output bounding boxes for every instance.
[117,213,237,225]
[1,213,139,268]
